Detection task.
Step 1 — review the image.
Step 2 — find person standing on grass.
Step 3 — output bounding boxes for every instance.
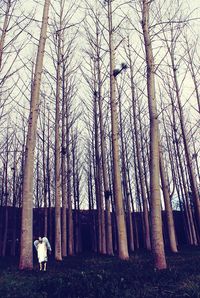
[34,237,51,271]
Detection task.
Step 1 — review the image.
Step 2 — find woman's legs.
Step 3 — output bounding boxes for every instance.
[39,262,42,271]
[44,262,47,271]
[38,261,47,271]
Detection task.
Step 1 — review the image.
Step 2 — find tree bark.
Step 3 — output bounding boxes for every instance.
[54,23,62,261]
[66,99,74,256]
[118,84,134,252]
[141,0,167,270]
[96,20,113,255]
[2,141,9,257]
[61,65,67,257]
[107,0,129,260]
[19,0,51,270]
[42,103,48,237]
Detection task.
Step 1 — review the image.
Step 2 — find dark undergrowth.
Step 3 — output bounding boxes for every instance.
[0,247,200,297]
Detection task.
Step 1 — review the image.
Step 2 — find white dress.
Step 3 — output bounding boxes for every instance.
[34,237,51,263]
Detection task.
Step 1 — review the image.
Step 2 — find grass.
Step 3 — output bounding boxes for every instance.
[0,247,200,297]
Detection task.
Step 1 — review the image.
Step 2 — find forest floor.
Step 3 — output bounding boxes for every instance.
[0,247,199,297]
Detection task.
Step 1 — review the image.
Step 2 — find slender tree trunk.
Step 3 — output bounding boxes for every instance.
[138,105,150,205]
[159,148,178,252]
[107,0,129,260]
[19,0,51,270]
[47,107,52,245]
[61,64,67,257]
[125,137,139,250]
[2,140,9,257]
[162,112,185,247]
[128,48,151,250]
[124,155,135,252]
[36,152,40,209]
[0,168,5,256]
[66,93,74,256]
[129,114,140,249]
[141,0,167,270]
[76,176,81,253]
[118,85,134,252]
[42,103,48,237]
[89,151,97,253]
[54,22,62,261]
[96,23,113,255]
[72,135,81,254]
[11,148,17,256]
[107,149,118,252]
[93,81,106,254]
[93,136,102,253]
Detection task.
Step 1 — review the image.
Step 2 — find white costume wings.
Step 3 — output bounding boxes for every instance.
[34,237,51,263]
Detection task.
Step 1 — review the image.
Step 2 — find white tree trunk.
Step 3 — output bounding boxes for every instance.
[141,0,167,270]
[19,0,51,270]
[108,0,129,260]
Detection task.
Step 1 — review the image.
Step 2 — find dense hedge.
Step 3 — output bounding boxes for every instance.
[0,207,187,256]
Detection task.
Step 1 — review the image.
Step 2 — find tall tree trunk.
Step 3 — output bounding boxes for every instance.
[94,81,106,254]
[129,114,140,249]
[107,0,129,260]
[47,107,52,245]
[125,136,139,250]
[11,147,17,256]
[42,103,48,237]
[36,152,40,209]
[141,0,167,270]
[88,148,97,253]
[54,19,62,261]
[19,0,51,270]
[61,63,67,257]
[66,89,74,256]
[118,84,134,252]
[0,165,5,256]
[159,148,178,252]
[138,105,150,205]
[96,21,113,255]
[72,135,81,253]
[128,45,151,250]
[2,138,9,257]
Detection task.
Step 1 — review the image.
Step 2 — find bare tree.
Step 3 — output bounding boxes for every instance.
[107,0,129,260]
[54,4,63,261]
[141,0,167,270]
[19,0,51,270]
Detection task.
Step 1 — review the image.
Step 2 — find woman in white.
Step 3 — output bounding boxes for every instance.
[34,237,51,271]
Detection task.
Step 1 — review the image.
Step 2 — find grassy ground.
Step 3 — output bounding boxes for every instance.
[0,247,200,297]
